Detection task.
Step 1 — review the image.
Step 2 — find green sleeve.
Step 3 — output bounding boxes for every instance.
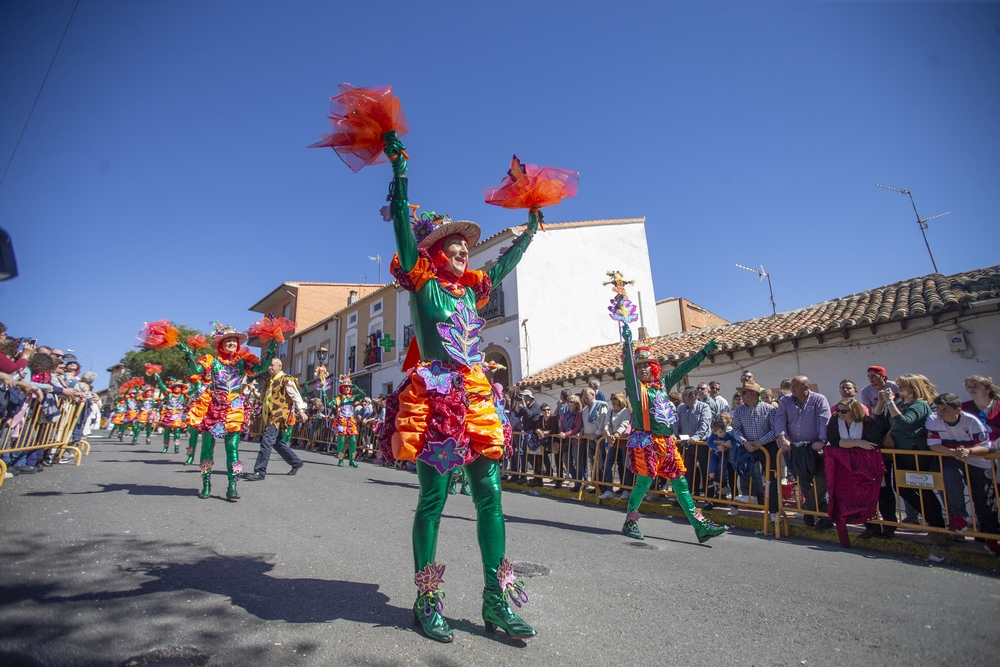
[391,176,418,272]
[252,341,278,375]
[154,374,167,394]
[352,384,367,402]
[486,231,532,286]
[177,342,201,374]
[619,324,643,420]
[662,351,708,392]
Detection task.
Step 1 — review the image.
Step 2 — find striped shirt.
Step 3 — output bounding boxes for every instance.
[927,411,988,469]
[731,402,777,445]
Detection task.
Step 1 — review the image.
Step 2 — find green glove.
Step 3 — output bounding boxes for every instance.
[622,321,633,342]
[527,209,542,235]
[383,130,408,177]
[702,338,719,355]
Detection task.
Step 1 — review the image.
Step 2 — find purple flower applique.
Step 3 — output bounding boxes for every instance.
[608,296,638,324]
[416,360,458,395]
[414,562,446,616]
[199,460,213,474]
[436,301,484,367]
[650,391,677,427]
[626,510,641,523]
[497,557,528,608]
[210,422,227,438]
[626,431,653,450]
[232,461,243,475]
[417,438,467,475]
[231,396,245,409]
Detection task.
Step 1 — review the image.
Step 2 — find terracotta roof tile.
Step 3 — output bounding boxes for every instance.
[521,265,1000,387]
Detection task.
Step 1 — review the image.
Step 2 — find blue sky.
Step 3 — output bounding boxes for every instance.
[1,1,998,386]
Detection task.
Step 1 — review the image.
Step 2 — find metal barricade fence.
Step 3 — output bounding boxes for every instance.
[0,398,87,486]
[776,446,1000,542]
[504,430,778,536]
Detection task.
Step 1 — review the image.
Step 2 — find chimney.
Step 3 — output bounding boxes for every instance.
[348,289,358,305]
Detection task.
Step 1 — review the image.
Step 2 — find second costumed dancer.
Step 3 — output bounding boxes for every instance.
[606,272,728,543]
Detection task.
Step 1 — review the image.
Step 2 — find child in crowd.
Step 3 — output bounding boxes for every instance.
[706,419,738,511]
[926,393,997,538]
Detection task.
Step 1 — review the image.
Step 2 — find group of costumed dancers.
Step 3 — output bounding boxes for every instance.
[106,83,729,644]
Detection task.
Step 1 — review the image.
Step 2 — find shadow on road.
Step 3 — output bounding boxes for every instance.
[69,483,194,497]
[365,478,419,491]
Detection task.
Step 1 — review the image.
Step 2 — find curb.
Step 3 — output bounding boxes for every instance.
[502,480,1000,573]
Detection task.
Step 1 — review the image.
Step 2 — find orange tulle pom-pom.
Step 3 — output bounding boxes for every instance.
[247,316,296,345]
[137,320,179,350]
[240,348,260,368]
[308,83,408,173]
[186,334,209,350]
[122,378,144,391]
[145,364,162,376]
[484,155,579,211]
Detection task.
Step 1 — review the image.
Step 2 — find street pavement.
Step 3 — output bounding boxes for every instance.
[1,431,998,667]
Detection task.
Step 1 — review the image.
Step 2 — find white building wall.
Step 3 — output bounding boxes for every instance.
[527,311,1000,411]
[656,299,683,336]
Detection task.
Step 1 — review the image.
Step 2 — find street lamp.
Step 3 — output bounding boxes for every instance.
[875,183,949,274]
[315,345,330,406]
[735,264,777,316]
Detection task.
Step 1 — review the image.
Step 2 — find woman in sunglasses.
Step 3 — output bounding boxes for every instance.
[825,398,892,543]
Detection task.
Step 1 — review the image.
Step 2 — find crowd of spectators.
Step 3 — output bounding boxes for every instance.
[0,321,102,478]
[504,366,1000,553]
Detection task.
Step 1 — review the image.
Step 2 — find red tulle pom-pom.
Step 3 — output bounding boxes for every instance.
[247,316,296,345]
[145,364,162,376]
[308,83,408,173]
[186,334,209,350]
[137,320,180,350]
[484,155,579,211]
[240,348,261,368]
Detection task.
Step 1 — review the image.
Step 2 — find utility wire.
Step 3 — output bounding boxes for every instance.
[0,0,80,191]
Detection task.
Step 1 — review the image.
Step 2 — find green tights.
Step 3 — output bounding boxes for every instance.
[627,474,704,527]
[199,432,241,481]
[337,435,357,461]
[163,427,184,444]
[413,456,506,590]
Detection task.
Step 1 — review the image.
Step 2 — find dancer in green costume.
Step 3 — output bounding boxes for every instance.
[329,375,366,468]
[376,133,536,643]
[605,272,728,543]
[182,373,213,466]
[154,375,189,454]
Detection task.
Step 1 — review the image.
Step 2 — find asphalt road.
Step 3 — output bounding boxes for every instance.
[1,432,998,667]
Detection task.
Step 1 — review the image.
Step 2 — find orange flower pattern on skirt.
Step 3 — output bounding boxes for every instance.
[627,433,686,480]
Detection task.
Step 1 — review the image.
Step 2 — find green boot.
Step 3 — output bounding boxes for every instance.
[226,479,240,501]
[622,510,644,539]
[161,443,169,453]
[447,473,458,495]
[413,563,453,643]
[482,589,535,639]
[184,447,195,466]
[670,476,728,544]
[460,479,471,496]
[338,457,345,468]
[174,444,180,454]
[198,474,211,499]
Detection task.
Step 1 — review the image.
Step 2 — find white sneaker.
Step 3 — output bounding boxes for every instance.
[619,490,630,500]
[735,495,749,503]
[727,506,740,517]
[599,490,615,500]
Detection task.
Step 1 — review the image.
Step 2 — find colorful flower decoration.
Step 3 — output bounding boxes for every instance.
[247,316,296,345]
[651,391,677,427]
[416,437,467,475]
[144,364,162,377]
[436,301,485,368]
[626,431,653,450]
[137,320,179,350]
[416,361,458,395]
[199,460,213,474]
[186,334,209,350]
[413,562,446,616]
[308,83,409,173]
[232,461,243,475]
[626,510,641,523]
[484,155,578,212]
[608,296,638,324]
[210,422,227,438]
[497,557,529,608]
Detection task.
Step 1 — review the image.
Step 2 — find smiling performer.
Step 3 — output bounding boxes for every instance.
[376,135,540,642]
[605,272,728,544]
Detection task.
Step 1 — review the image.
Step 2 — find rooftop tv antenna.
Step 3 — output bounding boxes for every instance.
[875,183,949,273]
[368,255,382,284]
[735,263,776,316]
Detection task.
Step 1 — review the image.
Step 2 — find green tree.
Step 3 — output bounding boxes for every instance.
[121,324,207,384]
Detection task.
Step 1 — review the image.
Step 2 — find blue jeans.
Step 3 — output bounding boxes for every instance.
[941,456,971,520]
[601,439,633,488]
[253,424,302,475]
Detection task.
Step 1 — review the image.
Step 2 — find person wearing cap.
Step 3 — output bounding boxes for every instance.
[328,373,367,468]
[179,322,277,502]
[731,380,779,517]
[859,366,898,411]
[513,389,542,485]
[153,374,190,454]
[617,319,726,543]
[376,133,537,642]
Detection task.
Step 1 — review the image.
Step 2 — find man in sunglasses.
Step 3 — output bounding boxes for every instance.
[731,381,778,519]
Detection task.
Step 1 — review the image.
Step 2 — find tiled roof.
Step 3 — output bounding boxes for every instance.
[521,264,1000,387]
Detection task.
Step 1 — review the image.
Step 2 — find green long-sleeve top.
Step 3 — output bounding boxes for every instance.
[389,174,532,366]
[176,341,276,394]
[328,384,367,417]
[888,398,931,451]
[621,325,712,437]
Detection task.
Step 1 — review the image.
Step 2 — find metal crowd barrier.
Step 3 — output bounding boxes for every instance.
[777,446,1000,542]
[503,430,780,536]
[0,398,88,486]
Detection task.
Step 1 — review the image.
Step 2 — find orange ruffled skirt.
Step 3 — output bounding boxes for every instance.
[391,363,504,463]
[629,434,686,480]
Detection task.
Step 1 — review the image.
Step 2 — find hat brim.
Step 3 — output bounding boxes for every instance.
[417,221,481,250]
[211,333,247,348]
